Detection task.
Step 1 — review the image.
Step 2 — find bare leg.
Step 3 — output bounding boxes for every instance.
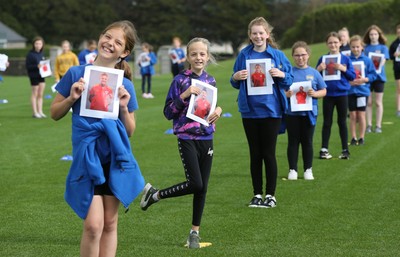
[366,93,373,128]
[99,196,119,257]
[349,111,357,139]
[37,82,46,115]
[80,196,104,257]
[375,92,384,128]
[357,111,366,139]
[31,86,39,116]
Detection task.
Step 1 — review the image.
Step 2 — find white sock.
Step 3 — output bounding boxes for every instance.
[190,229,199,235]
[255,194,262,199]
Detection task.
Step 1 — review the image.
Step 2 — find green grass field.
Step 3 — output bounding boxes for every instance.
[1,43,400,256]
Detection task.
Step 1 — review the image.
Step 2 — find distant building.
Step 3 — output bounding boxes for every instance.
[0,21,27,49]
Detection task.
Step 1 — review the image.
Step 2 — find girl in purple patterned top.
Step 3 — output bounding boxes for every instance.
[140,38,222,248]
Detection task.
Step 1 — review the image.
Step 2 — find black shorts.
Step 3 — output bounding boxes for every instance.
[394,70,400,80]
[94,163,114,196]
[348,95,367,112]
[370,81,384,93]
[30,77,45,86]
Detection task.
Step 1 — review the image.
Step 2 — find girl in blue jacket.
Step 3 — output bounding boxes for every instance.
[137,42,157,99]
[230,17,293,208]
[363,25,390,133]
[50,21,144,257]
[285,41,327,181]
[316,32,356,160]
[348,35,377,146]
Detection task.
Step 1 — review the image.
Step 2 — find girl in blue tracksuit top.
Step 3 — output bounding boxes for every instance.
[285,41,327,181]
[230,17,293,209]
[137,42,157,98]
[316,32,356,160]
[363,25,390,133]
[50,21,144,257]
[348,35,378,146]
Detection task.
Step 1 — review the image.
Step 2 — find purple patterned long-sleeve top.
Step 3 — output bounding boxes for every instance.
[164,69,217,140]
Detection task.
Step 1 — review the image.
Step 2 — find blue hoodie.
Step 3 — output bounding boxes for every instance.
[230,44,293,118]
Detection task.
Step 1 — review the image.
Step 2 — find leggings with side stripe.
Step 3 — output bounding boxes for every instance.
[159,139,213,226]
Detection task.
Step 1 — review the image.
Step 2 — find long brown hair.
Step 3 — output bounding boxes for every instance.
[100,20,138,80]
[363,25,387,45]
[31,36,44,52]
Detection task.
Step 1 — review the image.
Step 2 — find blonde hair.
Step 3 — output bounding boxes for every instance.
[247,17,279,49]
[186,37,217,69]
[349,35,364,47]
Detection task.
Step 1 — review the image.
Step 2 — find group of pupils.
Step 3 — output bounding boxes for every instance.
[41,17,400,256]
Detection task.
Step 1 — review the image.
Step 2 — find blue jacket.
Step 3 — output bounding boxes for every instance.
[349,53,377,97]
[364,44,390,82]
[138,52,157,76]
[230,44,293,118]
[65,114,145,219]
[316,53,356,97]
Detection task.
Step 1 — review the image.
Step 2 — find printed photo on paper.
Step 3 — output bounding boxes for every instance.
[85,52,97,64]
[39,59,52,78]
[289,81,312,112]
[352,61,365,85]
[137,52,150,67]
[186,79,217,126]
[322,54,341,81]
[0,54,8,71]
[168,49,180,64]
[246,59,273,95]
[80,66,123,120]
[368,52,385,73]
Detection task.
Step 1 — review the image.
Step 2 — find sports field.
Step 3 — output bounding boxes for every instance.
[1,42,399,256]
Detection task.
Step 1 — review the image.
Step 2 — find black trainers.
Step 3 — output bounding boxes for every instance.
[339,149,350,159]
[349,138,358,146]
[187,231,200,249]
[319,150,332,159]
[140,183,158,211]
[261,195,277,208]
[248,196,263,208]
[358,138,364,145]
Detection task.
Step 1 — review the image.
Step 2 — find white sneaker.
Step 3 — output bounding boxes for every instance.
[142,93,148,98]
[304,168,314,180]
[288,169,298,180]
[147,93,154,99]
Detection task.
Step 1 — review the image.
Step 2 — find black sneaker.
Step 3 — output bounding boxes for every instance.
[339,149,350,159]
[349,138,358,146]
[140,183,158,211]
[261,195,277,208]
[248,196,263,208]
[319,150,332,159]
[358,138,365,145]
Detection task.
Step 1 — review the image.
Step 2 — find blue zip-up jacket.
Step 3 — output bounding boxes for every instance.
[316,53,356,97]
[230,44,293,118]
[138,51,157,75]
[287,67,327,125]
[65,114,145,219]
[349,53,377,97]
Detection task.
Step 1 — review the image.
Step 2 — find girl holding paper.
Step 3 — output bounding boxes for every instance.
[389,24,400,117]
[140,37,222,249]
[230,17,293,208]
[348,35,377,146]
[25,36,46,118]
[363,25,390,133]
[285,41,326,180]
[316,32,356,160]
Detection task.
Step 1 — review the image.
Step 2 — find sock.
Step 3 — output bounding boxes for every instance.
[190,229,199,235]
[255,194,262,199]
[321,148,328,152]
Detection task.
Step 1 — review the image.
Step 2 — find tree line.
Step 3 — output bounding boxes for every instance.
[0,0,383,52]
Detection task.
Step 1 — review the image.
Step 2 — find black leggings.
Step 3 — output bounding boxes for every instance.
[159,139,213,227]
[321,95,348,150]
[242,118,281,196]
[141,74,152,94]
[286,115,315,171]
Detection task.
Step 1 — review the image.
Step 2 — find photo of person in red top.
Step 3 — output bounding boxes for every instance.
[295,86,307,104]
[193,88,211,119]
[251,63,266,87]
[88,72,114,112]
